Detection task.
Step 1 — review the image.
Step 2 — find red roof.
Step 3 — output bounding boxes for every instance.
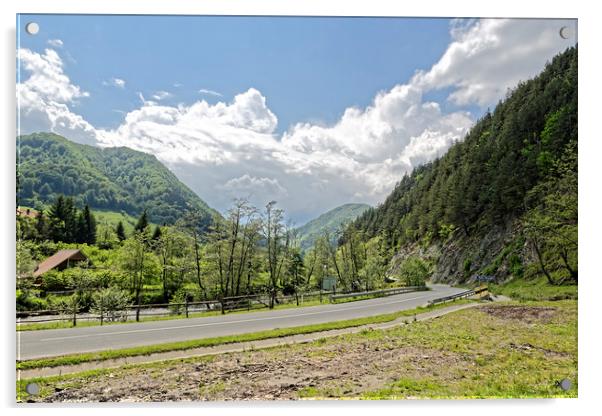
[33,249,87,278]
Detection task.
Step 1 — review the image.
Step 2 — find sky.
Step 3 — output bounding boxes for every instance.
[16,15,577,225]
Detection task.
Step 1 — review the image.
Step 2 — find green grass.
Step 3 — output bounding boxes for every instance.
[16,299,474,370]
[309,299,578,399]
[490,275,577,301]
[94,209,157,234]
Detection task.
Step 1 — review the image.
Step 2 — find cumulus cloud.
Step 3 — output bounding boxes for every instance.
[103,77,126,88]
[413,18,576,107]
[17,19,577,222]
[17,48,97,145]
[47,39,63,48]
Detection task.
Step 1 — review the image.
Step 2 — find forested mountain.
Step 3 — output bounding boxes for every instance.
[17,132,217,227]
[296,203,370,251]
[348,46,577,283]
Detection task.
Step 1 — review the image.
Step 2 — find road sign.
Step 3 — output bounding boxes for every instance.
[322,276,337,291]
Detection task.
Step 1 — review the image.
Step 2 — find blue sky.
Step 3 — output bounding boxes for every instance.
[17,16,576,223]
[18,14,458,134]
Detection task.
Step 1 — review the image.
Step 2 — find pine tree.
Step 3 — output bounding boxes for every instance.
[151,225,162,241]
[116,221,126,241]
[82,204,97,244]
[35,211,49,241]
[134,209,149,232]
[76,212,87,243]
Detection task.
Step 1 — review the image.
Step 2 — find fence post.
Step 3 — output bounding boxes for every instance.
[185,298,189,318]
[72,305,77,327]
[100,302,104,326]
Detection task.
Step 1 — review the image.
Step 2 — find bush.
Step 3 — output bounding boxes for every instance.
[397,256,430,287]
[16,289,49,311]
[91,287,131,322]
[169,289,190,315]
[40,270,74,292]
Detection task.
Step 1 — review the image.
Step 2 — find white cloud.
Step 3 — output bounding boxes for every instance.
[413,18,576,107]
[152,90,172,101]
[103,77,126,88]
[47,39,63,48]
[17,48,96,145]
[199,88,223,97]
[17,19,577,222]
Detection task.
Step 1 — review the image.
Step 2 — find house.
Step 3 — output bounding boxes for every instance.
[33,249,88,278]
[16,207,39,219]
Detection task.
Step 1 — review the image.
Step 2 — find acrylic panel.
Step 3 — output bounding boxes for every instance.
[16,14,578,402]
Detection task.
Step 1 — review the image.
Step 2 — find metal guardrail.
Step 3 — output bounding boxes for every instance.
[16,290,336,325]
[427,286,489,306]
[329,286,428,302]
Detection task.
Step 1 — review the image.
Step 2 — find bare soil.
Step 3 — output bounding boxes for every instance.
[477,305,558,323]
[22,301,576,402]
[35,335,471,402]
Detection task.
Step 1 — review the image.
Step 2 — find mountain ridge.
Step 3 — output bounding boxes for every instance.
[296,203,371,251]
[17,132,217,228]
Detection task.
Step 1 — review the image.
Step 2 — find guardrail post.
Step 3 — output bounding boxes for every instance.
[72,305,77,327]
[100,303,104,326]
[185,298,189,318]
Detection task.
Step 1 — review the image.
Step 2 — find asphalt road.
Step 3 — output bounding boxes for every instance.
[17,284,466,360]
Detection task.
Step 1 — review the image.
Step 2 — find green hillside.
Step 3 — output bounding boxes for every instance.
[297,203,370,251]
[16,132,217,228]
[349,46,577,285]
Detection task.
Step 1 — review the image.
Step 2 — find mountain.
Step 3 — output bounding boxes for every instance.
[296,203,371,251]
[16,132,217,228]
[349,46,577,283]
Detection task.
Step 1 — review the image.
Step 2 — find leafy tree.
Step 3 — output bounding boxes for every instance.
[397,257,430,287]
[263,201,290,308]
[16,240,35,278]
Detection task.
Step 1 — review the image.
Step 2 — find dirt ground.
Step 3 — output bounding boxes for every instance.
[477,305,558,323]
[22,301,576,402]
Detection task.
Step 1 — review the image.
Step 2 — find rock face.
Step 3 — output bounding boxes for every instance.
[389,218,535,285]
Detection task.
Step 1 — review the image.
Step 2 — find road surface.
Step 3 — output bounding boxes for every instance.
[18,284,465,360]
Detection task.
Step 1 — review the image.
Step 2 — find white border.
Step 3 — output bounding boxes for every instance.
[2,1,600,415]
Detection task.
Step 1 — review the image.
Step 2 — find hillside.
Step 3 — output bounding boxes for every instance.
[349,46,577,284]
[16,132,217,228]
[297,203,370,251]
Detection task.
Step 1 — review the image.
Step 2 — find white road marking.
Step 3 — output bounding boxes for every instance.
[40,293,438,342]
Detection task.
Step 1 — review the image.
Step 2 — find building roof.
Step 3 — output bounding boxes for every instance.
[16,207,39,219]
[33,249,87,278]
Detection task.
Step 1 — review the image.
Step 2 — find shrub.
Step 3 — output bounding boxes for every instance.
[397,256,431,287]
[16,290,49,311]
[91,287,131,322]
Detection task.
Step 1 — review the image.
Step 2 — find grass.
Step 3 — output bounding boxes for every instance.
[16,299,473,371]
[490,275,577,301]
[327,299,577,399]
[94,209,159,234]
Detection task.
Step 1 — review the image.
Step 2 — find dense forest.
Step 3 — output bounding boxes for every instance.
[16,132,217,227]
[347,46,578,285]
